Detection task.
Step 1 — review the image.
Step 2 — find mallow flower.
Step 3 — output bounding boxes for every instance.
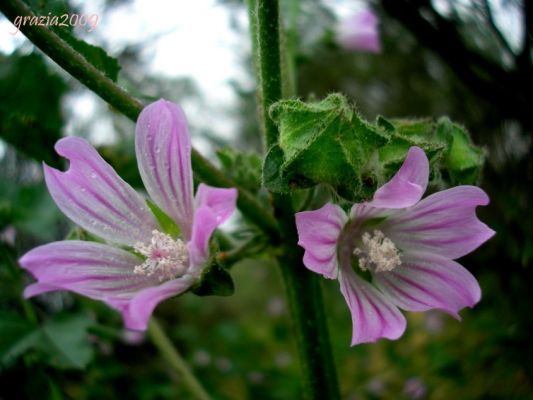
[295,147,494,345]
[336,9,381,53]
[19,100,237,331]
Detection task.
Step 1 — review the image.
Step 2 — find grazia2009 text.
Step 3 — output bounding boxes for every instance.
[10,13,99,35]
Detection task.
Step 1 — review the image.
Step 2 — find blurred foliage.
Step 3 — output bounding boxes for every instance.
[0,0,532,399]
[0,52,67,167]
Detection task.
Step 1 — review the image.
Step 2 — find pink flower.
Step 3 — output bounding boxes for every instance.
[19,100,237,331]
[336,9,381,53]
[295,147,494,345]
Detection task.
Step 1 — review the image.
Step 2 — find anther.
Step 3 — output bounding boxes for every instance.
[353,230,401,273]
[133,230,189,281]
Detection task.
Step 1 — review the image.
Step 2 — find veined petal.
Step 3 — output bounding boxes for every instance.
[135,100,195,239]
[188,206,219,269]
[374,252,481,318]
[187,185,237,268]
[115,278,192,331]
[195,183,238,225]
[369,146,429,209]
[295,203,347,279]
[20,240,158,301]
[385,186,495,259]
[44,137,158,246]
[338,267,406,345]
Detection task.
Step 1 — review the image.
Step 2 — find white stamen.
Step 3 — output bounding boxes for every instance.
[133,230,189,282]
[353,230,401,273]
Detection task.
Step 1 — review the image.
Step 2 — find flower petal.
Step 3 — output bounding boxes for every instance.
[195,183,238,225]
[20,240,158,301]
[385,186,495,259]
[44,137,158,246]
[338,268,406,345]
[188,206,219,268]
[295,203,347,279]
[374,252,481,318]
[187,185,237,268]
[135,100,195,239]
[114,278,193,331]
[369,146,429,209]
[337,9,381,53]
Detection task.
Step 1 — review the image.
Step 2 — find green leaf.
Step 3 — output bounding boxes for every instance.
[436,117,484,185]
[40,313,94,369]
[191,261,235,297]
[191,241,235,297]
[267,93,389,200]
[266,94,485,201]
[146,200,181,238]
[57,32,120,82]
[216,147,263,193]
[26,0,120,82]
[0,180,64,241]
[0,312,40,368]
[0,312,95,370]
[0,52,67,166]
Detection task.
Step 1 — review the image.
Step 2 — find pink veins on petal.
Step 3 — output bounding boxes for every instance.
[19,99,237,331]
[295,146,495,345]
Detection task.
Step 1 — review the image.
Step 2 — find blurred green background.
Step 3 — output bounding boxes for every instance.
[1,0,532,399]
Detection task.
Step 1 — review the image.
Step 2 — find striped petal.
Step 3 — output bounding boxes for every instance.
[112,278,193,331]
[338,267,406,345]
[20,240,157,301]
[44,137,158,247]
[369,146,429,209]
[135,100,194,239]
[20,240,192,331]
[374,252,481,318]
[188,184,238,268]
[195,183,238,225]
[295,203,347,279]
[385,186,495,259]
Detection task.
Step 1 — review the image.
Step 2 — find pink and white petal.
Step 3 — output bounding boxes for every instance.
[135,100,195,239]
[187,206,219,269]
[20,240,158,301]
[368,146,429,209]
[116,277,193,331]
[295,203,347,279]
[44,137,158,247]
[374,252,481,318]
[385,186,495,259]
[337,9,381,53]
[338,268,406,345]
[195,183,238,225]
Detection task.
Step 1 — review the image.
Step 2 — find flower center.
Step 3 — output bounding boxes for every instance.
[133,230,189,281]
[353,230,401,273]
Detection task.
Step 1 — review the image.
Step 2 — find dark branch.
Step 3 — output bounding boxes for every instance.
[380,0,532,128]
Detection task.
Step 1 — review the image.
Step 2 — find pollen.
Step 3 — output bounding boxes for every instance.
[353,230,401,273]
[133,230,189,281]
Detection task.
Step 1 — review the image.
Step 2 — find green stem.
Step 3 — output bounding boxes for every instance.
[0,0,279,241]
[252,1,341,398]
[148,319,211,400]
[255,0,283,148]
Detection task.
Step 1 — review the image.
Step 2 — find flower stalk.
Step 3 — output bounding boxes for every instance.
[148,319,211,400]
[251,0,341,398]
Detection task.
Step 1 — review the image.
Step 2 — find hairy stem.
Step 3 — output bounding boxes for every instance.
[252,0,341,398]
[148,319,211,400]
[0,0,279,240]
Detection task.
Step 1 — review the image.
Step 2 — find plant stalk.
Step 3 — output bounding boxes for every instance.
[148,319,211,400]
[252,0,341,398]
